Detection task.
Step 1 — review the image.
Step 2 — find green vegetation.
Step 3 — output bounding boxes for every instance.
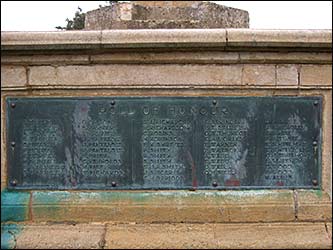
[55,7,85,30]
[55,2,118,30]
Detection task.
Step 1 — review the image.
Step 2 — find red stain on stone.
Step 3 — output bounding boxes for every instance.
[186,151,197,188]
[225,178,240,186]
[71,179,77,187]
[276,181,284,186]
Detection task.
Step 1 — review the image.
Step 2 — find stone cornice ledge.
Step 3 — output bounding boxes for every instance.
[1,29,332,51]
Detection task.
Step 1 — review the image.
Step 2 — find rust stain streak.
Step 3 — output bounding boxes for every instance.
[187,151,197,188]
[28,191,33,221]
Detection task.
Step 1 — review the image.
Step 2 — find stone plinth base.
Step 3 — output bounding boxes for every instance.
[2,222,331,249]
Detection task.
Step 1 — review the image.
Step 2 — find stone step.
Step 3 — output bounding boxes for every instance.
[1,222,331,249]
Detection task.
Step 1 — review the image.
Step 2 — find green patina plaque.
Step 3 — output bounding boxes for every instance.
[6,97,321,190]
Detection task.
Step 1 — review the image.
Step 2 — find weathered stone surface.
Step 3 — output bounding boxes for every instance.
[239,52,332,64]
[104,223,331,249]
[327,223,332,240]
[321,90,332,197]
[242,65,275,85]
[1,191,30,222]
[92,19,206,29]
[4,222,331,249]
[1,31,101,46]
[296,190,332,222]
[29,64,243,87]
[1,66,26,87]
[300,65,332,86]
[29,66,57,86]
[133,1,202,8]
[84,1,249,30]
[90,52,239,64]
[214,223,331,249]
[227,29,333,48]
[105,223,216,249]
[276,64,298,86]
[2,52,331,66]
[2,222,331,249]
[100,29,227,48]
[2,30,331,52]
[91,52,333,65]
[15,223,105,249]
[28,190,294,223]
[1,55,90,65]
[21,63,333,90]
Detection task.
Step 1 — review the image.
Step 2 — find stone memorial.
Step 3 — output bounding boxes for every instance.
[1,1,332,249]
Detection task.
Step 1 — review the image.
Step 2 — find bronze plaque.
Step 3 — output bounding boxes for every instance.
[6,96,322,190]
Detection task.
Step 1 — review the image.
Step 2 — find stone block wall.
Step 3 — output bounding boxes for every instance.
[2,60,331,88]
[1,29,332,227]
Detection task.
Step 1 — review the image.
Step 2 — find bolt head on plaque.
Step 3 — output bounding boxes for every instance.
[11,141,16,147]
[10,179,17,186]
[110,100,116,106]
[313,141,318,146]
[312,179,318,186]
[11,103,16,108]
[111,181,117,187]
[313,101,319,106]
[212,181,218,187]
[212,100,217,105]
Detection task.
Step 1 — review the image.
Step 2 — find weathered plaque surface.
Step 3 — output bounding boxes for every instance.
[6,97,322,190]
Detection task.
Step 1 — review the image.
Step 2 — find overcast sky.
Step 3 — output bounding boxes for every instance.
[1,1,332,31]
